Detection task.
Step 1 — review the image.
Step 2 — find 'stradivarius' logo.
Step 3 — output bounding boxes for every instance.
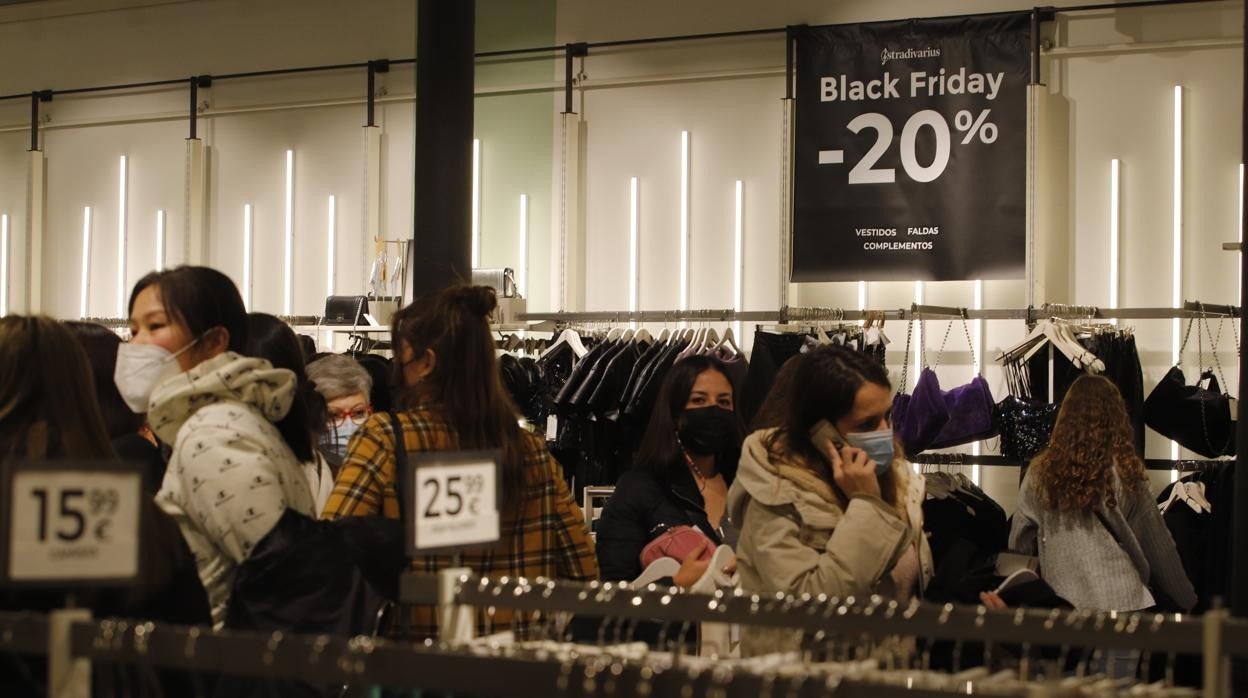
[880,47,941,65]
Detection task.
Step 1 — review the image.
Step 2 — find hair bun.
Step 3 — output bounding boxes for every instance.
[456,285,497,317]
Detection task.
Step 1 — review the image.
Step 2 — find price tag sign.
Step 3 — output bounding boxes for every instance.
[791,14,1030,282]
[404,450,501,554]
[0,461,142,585]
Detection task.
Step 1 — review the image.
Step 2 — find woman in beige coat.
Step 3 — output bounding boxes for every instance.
[728,346,932,656]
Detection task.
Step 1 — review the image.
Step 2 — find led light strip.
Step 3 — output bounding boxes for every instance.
[679,131,690,317]
[1239,164,1244,295]
[327,195,337,297]
[971,279,984,485]
[913,281,924,390]
[284,150,294,316]
[1171,86,1182,469]
[518,194,528,297]
[1109,159,1120,321]
[629,177,640,329]
[116,155,127,317]
[80,206,92,318]
[243,204,253,310]
[733,180,744,342]
[857,281,867,312]
[0,213,8,317]
[155,210,165,272]
[471,139,481,268]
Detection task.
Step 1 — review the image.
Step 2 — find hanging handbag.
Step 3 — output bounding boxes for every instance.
[1143,312,1237,459]
[892,313,997,455]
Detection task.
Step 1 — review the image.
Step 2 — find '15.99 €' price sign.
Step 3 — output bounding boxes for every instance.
[407,451,501,553]
[3,463,142,584]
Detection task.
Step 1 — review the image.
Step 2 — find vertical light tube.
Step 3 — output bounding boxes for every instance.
[971,279,984,485]
[116,155,127,317]
[0,214,8,317]
[518,194,529,297]
[155,210,166,272]
[857,281,867,312]
[1171,86,1183,467]
[471,138,481,268]
[733,180,744,341]
[912,281,924,390]
[327,195,337,297]
[243,204,253,311]
[629,177,639,328]
[679,131,690,315]
[80,206,92,318]
[1109,159,1120,317]
[1239,163,1243,295]
[284,149,294,316]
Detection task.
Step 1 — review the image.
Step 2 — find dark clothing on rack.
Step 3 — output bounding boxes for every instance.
[1156,463,1235,613]
[742,331,808,424]
[1026,332,1144,456]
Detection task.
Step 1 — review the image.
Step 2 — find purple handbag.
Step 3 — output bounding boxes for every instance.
[892,315,998,455]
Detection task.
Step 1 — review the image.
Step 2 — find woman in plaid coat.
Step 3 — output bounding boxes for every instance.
[323,285,598,639]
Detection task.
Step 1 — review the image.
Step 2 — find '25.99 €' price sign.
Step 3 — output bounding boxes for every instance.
[406,451,501,553]
[2,462,142,584]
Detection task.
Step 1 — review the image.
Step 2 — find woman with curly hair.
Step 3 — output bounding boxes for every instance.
[1001,375,1194,614]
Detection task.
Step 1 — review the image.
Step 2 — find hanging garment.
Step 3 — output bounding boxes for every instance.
[1026,330,1145,456]
[741,330,808,424]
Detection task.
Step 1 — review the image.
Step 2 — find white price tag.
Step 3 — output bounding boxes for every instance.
[410,455,500,552]
[6,468,141,583]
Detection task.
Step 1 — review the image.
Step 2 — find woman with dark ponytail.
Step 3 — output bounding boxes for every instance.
[324,285,598,639]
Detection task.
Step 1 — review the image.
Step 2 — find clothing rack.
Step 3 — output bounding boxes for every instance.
[519,301,1242,324]
[908,452,1234,473]
[1,592,1243,696]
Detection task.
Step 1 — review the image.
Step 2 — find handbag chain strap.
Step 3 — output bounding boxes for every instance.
[899,318,914,393]
[931,310,977,372]
[1193,303,1235,456]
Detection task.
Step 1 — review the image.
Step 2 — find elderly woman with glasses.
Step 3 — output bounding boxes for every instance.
[306,355,375,468]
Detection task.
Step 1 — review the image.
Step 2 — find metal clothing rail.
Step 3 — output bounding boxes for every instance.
[519,301,1242,324]
[448,576,1220,656]
[909,453,1232,472]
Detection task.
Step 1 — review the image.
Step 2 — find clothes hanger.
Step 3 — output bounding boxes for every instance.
[541,327,589,360]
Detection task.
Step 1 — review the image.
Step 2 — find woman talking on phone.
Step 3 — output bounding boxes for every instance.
[728,345,932,656]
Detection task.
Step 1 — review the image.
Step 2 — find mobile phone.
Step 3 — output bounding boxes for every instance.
[809,419,845,450]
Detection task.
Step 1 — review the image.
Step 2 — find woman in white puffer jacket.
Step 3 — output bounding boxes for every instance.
[117,266,315,629]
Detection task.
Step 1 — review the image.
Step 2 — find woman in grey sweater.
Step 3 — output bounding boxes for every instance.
[1000,375,1195,614]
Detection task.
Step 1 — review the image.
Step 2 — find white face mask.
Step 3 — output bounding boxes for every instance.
[113,334,204,413]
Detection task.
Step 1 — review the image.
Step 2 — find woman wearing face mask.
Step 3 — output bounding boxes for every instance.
[728,345,932,656]
[323,285,597,639]
[119,266,316,629]
[305,354,374,468]
[243,313,334,515]
[595,355,745,589]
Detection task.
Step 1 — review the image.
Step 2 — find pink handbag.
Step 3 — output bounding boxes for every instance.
[639,526,714,568]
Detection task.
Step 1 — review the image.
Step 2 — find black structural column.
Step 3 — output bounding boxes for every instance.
[1235,4,1248,692]
[412,0,475,297]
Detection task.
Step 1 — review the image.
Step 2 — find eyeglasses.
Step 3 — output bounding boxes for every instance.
[329,406,373,428]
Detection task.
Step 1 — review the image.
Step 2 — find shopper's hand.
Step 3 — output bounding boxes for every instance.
[824,439,881,500]
[721,551,738,576]
[979,592,1008,610]
[672,540,713,589]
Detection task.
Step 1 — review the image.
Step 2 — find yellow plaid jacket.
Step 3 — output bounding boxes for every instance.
[322,407,598,639]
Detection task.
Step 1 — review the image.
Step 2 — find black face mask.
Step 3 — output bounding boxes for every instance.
[678,406,744,464]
